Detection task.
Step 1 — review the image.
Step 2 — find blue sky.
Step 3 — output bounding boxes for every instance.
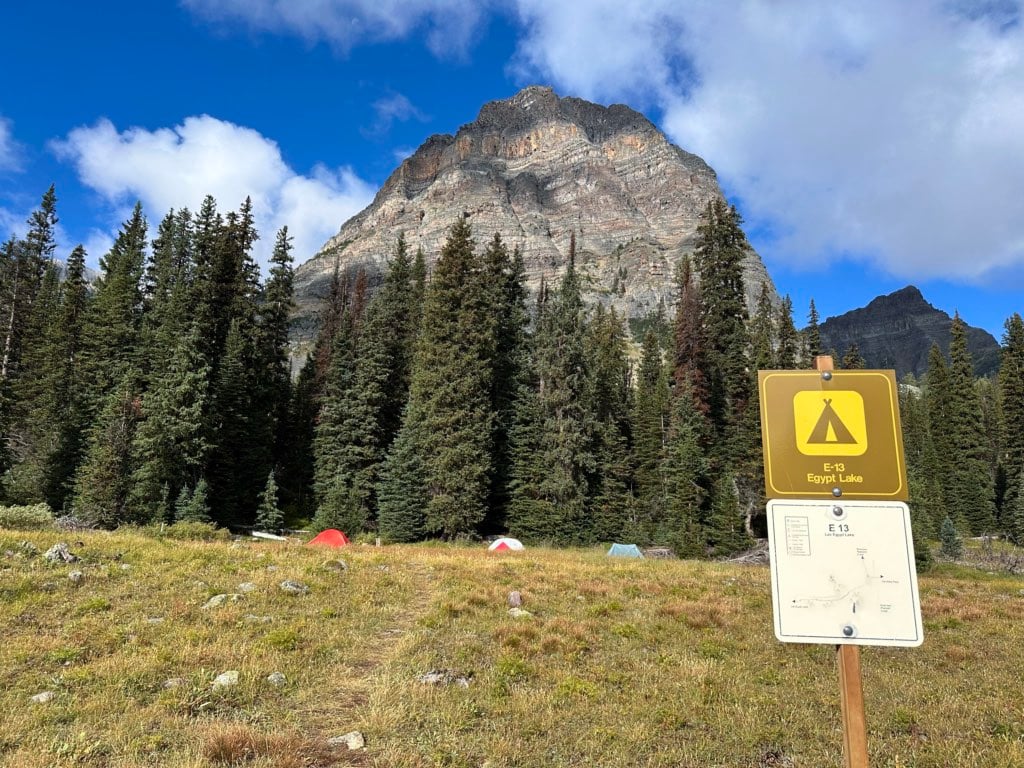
[1,1,1022,339]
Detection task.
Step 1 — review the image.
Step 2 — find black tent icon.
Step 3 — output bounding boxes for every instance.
[807,399,857,444]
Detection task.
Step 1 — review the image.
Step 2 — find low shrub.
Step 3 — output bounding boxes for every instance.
[0,502,54,530]
[157,521,231,542]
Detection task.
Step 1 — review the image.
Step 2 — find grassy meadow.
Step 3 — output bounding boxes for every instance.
[0,528,1022,767]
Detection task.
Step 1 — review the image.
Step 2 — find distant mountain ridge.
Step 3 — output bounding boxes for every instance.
[291,85,776,343]
[817,286,1001,378]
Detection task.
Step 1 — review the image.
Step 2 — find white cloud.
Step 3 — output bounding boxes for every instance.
[52,115,376,265]
[183,0,491,57]
[509,0,1024,282]
[366,92,428,136]
[0,116,22,172]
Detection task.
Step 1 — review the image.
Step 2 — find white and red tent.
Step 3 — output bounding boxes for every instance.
[487,537,524,552]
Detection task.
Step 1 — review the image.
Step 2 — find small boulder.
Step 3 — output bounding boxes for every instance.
[327,731,365,750]
[266,672,287,686]
[212,670,239,689]
[29,691,55,704]
[163,678,186,689]
[237,582,257,593]
[322,559,348,573]
[68,570,85,586]
[43,543,78,564]
[508,607,532,618]
[279,580,309,595]
[507,590,522,608]
[146,617,165,625]
[417,669,471,687]
[202,593,244,610]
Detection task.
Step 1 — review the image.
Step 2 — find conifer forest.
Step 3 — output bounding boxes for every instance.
[2,187,1023,558]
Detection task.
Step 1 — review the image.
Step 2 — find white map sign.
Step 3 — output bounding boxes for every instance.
[767,499,923,647]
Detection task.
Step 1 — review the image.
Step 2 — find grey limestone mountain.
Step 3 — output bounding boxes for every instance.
[291,85,776,342]
[817,286,1001,379]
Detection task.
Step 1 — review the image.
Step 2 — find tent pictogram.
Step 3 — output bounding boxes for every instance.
[792,390,868,456]
[807,399,857,444]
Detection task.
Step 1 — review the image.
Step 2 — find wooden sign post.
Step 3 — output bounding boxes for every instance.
[759,354,925,768]
[815,355,869,768]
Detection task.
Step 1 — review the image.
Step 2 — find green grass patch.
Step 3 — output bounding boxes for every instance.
[0,531,1022,766]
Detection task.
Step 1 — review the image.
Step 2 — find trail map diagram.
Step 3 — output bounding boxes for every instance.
[767,500,923,647]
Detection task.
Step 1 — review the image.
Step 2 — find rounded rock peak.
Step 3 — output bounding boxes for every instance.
[470,85,656,142]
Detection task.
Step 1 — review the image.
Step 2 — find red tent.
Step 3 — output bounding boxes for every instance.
[307,529,350,547]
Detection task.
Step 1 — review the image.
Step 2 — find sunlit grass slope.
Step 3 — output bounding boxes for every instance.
[1,529,1022,767]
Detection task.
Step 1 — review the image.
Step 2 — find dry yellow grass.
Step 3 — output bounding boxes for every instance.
[0,528,1022,767]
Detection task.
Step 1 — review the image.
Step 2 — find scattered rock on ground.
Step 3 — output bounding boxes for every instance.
[146,617,165,625]
[643,547,676,559]
[327,731,365,750]
[202,593,244,610]
[237,582,257,593]
[244,614,275,624]
[322,559,348,573]
[68,570,84,585]
[163,678,186,689]
[508,607,532,618]
[43,543,79,563]
[279,580,309,595]
[18,541,40,557]
[417,670,471,687]
[29,691,55,704]
[267,672,287,686]
[212,671,239,689]
[507,590,522,608]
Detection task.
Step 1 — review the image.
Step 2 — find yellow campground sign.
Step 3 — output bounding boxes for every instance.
[758,370,908,500]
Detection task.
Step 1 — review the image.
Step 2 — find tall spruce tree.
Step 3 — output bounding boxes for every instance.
[999,314,1024,516]
[749,283,776,371]
[660,377,709,556]
[586,305,634,542]
[632,328,670,539]
[672,256,710,413]
[379,220,495,539]
[312,309,361,532]
[255,471,284,533]
[5,265,62,503]
[482,235,530,534]
[206,318,262,526]
[80,203,148,407]
[377,409,429,542]
[508,235,595,543]
[775,296,800,369]
[946,314,995,533]
[900,381,942,537]
[129,325,210,521]
[260,227,296,471]
[804,299,822,362]
[277,262,348,520]
[42,244,91,510]
[74,372,141,527]
[319,235,430,535]
[693,199,757,548]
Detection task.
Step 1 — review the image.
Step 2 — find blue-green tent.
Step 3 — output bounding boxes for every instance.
[607,543,644,558]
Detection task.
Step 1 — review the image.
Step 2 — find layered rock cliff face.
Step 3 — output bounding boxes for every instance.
[292,86,776,341]
[818,286,1001,378]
